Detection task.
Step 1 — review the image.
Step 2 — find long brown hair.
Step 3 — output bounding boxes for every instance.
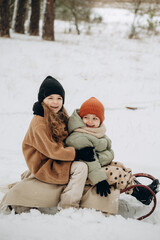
[42,103,69,144]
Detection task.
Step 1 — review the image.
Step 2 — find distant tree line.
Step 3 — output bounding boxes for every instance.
[0,0,55,40]
[1,0,159,40]
[0,0,94,40]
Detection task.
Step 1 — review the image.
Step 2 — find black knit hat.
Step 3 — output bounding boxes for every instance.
[38,76,65,103]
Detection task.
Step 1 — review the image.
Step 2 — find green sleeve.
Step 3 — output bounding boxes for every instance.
[96,149,114,166]
[96,135,114,166]
[85,158,107,185]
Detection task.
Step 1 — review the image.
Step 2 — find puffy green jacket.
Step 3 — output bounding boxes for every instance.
[65,110,114,185]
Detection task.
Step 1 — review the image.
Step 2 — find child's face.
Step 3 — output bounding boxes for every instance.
[82,114,101,128]
[43,94,63,113]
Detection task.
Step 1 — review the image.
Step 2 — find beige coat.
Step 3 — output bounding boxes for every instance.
[22,115,76,184]
[0,170,120,215]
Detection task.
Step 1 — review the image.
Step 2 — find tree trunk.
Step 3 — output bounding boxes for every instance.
[72,10,80,35]
[12,0,19,31]
[29,0,40,36]
[14,0,28,34]
[42,0,55,41]
[0,0,10,37]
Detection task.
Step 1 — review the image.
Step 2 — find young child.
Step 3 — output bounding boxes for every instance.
[66,97,159,205]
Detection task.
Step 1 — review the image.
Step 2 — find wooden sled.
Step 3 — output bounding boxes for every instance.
[120,173,157,220]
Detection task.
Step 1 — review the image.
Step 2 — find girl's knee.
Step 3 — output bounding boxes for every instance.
[79,161,88,171]
[75,161,88,176]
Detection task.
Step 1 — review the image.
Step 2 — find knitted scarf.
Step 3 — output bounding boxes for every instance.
[74,124,106,138]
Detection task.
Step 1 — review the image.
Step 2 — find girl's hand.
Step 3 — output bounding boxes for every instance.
[75,147,95,161]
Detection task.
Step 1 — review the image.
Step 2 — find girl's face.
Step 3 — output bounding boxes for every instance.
[43,94,63,113]
[82,114,101,128]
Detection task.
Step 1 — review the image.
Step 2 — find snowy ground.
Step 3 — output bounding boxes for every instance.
[0,6,160,240]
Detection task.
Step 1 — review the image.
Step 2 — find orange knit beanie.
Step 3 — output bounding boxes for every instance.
[79,97,105,123]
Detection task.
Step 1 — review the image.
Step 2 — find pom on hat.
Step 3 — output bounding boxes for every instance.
[38,76,65,103]
[79,97,105,123]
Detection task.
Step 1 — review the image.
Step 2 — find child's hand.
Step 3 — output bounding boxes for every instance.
[96,180,111,197]
[75,147,95,161]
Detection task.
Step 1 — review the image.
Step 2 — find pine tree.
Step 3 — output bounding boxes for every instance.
[29,0,40,36]
[0,0,10,37]
[42,0,55,41]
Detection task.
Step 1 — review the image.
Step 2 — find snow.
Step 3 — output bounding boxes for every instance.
[0,6,160,240]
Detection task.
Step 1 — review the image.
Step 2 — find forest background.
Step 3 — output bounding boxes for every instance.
[1,0,160,40]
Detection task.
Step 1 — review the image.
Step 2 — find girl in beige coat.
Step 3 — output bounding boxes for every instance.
[2,76,96,211]
[23,76,99,209]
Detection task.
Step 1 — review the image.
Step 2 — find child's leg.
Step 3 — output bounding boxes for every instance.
[102,163,136,194]
[102,162,159,205]
[110,161,132,174]
[59,161,88,209]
